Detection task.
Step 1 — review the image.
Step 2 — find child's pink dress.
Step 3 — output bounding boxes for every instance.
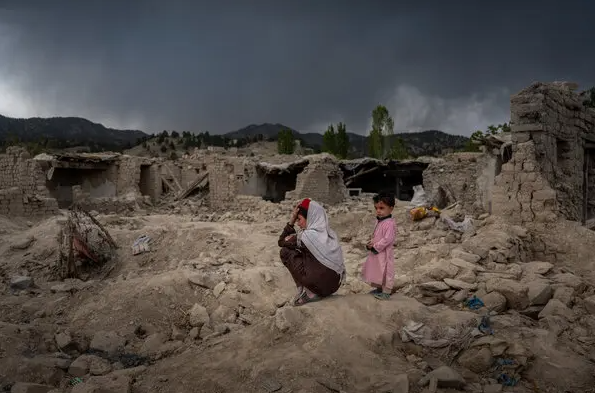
[361,217,396,289]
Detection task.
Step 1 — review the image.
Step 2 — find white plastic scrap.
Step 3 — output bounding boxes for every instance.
[441,215,474,233]
[132,235,151,255]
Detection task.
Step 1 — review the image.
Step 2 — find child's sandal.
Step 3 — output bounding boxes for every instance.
[373,292,391,300]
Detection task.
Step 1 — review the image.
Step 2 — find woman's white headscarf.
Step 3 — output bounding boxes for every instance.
[297,200,345,276]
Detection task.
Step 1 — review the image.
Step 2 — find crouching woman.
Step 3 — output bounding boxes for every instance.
[278,198,345,306]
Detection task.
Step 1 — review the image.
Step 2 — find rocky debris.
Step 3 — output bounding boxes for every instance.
[457,347,493,373]
[10,236,35,250]
[10,383,55,393]
[68,354,112,377]
[187,272,223,289]
[70,374,131,393]
[188,304,210,328]
[10,276,34,290]
[89,332,126,355]
[418,366,465,389]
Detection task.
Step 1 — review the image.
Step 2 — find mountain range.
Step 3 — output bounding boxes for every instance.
[0,115,470,157]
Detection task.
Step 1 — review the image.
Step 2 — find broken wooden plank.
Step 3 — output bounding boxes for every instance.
[175,171,209,200]
[344,166,380,185]
[163,164,183,191]
[161,176,177,193]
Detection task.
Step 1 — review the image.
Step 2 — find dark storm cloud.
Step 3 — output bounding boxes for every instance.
[0,0,594,135]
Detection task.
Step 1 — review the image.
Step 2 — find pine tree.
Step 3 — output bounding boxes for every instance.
[368,128,383,159]
[335,122,350,159]
[368,105,395,159]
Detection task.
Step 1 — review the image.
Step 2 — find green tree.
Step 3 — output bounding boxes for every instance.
[387,136,408,160]
[368,105,395,159]
[468,123,511,148]
[277,129,295,154]
[160,144,167,153]
[322,124,337,154]
[368,128,383,159]
[335,122,350,159]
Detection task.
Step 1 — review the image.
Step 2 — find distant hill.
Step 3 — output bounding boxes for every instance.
[0,114,148,152]
[225,123,469,157]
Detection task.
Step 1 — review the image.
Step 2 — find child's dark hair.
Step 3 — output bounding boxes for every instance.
[297,206,308,218]
[373,192,396,207]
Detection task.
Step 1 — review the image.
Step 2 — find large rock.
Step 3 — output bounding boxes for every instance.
[89,332,126,355]
[527,281,553,306]
[68,355,111,377]
[187,272,223,290]
[482,291,507,313]
[457,347,493,373]
[188,304,210,328]
[10,276,34,290]
[450,249,481,263]
[522,261,554,276]
[418,366,465,389]
[485,278,528,310]
[413,260,458,283]
[583,294,595,315]
[553,286,574,307]
[443,278,477,291]
[538,299,575,321]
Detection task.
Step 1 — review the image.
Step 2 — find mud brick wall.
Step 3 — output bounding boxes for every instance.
[0,187,58,217]
[423,152,495,214]
[286,158,347,205]
[0,147,49,196]
[492,141,558,224]
[504,81,595,222]
[116,156,143,195]
[208,160,238,207]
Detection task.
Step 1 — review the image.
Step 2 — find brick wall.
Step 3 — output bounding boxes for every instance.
[0,147,59,217]
[423,152,498,214]
[286,156,347,205]
[208,159,238,207]
[494,81,595,223]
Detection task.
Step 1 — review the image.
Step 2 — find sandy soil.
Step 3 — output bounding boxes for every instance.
[1,197,595,393]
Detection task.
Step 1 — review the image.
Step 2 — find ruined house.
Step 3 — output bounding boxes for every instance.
[208,153,348,207]
[421,82,595,229]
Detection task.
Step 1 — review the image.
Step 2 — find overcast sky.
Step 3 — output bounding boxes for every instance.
[0,1,593,136]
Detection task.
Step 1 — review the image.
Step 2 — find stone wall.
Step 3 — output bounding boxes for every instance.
[0,147,59,217]
[497,81,595,223]
[208,159,241,207]
[423,152,498,214]
[286,155,347,205]
[491,141,558,224]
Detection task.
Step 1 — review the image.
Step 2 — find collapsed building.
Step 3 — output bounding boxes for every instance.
[0,82,592,230]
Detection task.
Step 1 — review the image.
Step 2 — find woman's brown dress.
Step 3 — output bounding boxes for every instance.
[278,223,341,297]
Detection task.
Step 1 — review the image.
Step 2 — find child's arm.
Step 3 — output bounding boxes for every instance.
[372,222,396,252]
[278,223,298,248]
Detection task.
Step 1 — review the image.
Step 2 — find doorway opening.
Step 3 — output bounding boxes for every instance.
[139,165,152,196]
[340,160,429,201]
[243,160,309,202]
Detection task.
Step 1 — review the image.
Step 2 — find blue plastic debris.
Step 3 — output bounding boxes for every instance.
[463,295,484,310]
[478,314,494,335]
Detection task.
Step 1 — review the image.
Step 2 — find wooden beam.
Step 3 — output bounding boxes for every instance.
[175,171,209,200]
[163,165,183,191]
[344,166,380,185]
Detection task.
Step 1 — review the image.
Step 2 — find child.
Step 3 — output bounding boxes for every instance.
[361,192,397,300]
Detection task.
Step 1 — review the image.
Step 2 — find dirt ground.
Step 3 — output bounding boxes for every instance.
[1,196,595,393]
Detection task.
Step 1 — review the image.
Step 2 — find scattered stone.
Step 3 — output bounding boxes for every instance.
[482,291,507,312]
[553,286,574,307]
[392,374,409,393]
[451,249,481,263]
[10,383,55,393]
[522,261,554,276]
[583,295,595,315]
[418,281,450,292]
[451,290,469,302]
[527,281,553,306]
[485,278,529,310]
[213,281,226,298]
[457,347,493,373]
[210,305,237,324]
[188,272,222,289]
[10,276,33,290]
[538,299,575,321]
[450,257,484,272]
[418,366,465,389]
[188,327,200,340]
[443,278,477,291]
[455,270,477,284]
[54,332,77,352]
[469,336,508,356]
[68,354,111,377]
[188,304,210,328]
[170,326,186,341]
[551,273,584,291]
[89,331,126,355]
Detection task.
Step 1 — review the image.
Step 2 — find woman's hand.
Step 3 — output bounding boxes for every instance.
[285,234,296,242]
[289,205,299,226]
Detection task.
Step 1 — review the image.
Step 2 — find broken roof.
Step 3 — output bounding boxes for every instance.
[34,152,121,163]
